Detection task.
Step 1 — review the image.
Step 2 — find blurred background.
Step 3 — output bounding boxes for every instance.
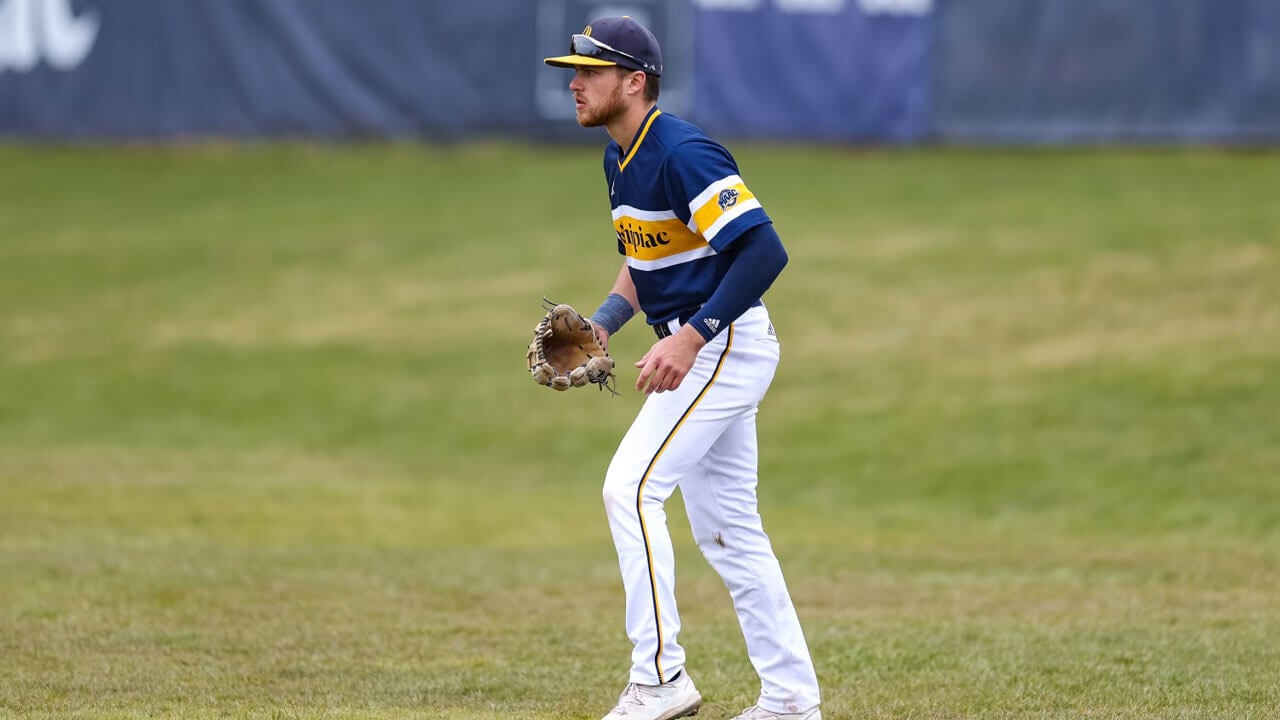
[3,2,1279,718]
[4,0,1277,145]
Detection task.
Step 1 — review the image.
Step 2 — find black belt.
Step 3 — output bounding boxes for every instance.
[653,307,702,339]
[652,299,763,339]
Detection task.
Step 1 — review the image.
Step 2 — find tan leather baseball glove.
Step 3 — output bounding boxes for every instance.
[527,300,617,394]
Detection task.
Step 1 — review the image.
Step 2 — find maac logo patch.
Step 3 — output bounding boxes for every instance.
[717,188,739,210]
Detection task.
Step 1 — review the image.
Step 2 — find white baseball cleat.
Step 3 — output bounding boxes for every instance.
[601,671,702,720]
[728,705,821,720]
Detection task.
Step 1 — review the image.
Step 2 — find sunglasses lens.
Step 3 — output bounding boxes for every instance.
[571,35,601,57]
[568,33,653,73]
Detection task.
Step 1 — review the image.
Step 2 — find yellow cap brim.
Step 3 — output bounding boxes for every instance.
[543,54,618,69]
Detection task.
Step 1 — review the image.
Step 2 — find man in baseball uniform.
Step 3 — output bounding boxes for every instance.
[544,16,822,720]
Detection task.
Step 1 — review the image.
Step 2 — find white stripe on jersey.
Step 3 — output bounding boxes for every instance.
[612,205,679,222]
[704,197,762,243]
[688,175,746,214]
[626,245,718,271]
[686,174,763,243]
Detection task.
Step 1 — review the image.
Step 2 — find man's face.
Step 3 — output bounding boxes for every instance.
[568,66,628,127]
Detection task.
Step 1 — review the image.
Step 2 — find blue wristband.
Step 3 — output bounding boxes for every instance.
[591,293,635,336]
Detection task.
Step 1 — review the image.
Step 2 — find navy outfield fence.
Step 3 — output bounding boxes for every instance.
[1,0,1276,143]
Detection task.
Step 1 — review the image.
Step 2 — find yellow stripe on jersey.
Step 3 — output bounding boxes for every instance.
[688,175,761,245]
[619,109,662,172]
[615,214,708,263]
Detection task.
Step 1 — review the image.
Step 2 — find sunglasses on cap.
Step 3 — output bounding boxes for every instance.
[571,34,659,74]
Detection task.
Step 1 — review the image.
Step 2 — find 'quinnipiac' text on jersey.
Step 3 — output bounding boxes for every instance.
[604,107,770,325]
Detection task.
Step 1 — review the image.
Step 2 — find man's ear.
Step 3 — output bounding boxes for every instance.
[628,70,647,97]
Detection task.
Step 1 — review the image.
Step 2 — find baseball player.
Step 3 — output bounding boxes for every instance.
[543,16,822,720]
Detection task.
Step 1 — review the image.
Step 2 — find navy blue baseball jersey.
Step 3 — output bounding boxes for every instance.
[604,107,771,325]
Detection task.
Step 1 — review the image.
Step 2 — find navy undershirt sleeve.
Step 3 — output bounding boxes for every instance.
[687,222,788,342]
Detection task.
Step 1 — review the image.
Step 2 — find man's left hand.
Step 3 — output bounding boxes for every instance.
[635,326,707,394]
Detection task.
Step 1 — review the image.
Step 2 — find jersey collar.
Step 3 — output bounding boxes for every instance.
[618,106,662,172]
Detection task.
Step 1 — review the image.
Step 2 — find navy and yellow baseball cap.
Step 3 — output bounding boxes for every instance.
[543,16,663,76]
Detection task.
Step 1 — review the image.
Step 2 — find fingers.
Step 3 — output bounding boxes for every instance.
[655,368,686,393]
[637,363,667,394]
[634,354,652,393]
[634,353,685,394]
[633,333,702,394]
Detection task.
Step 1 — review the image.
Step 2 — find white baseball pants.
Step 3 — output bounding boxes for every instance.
[602,305,821,714]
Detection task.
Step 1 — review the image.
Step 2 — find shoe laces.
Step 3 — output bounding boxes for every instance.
[613,683,662,712]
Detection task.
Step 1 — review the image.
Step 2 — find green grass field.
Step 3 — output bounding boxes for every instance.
[1,141,1278,719]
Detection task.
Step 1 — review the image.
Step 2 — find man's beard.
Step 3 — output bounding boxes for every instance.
[577,83,627,128]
